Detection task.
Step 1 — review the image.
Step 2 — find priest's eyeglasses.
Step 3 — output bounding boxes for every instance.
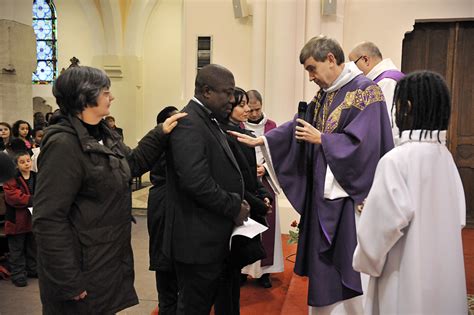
[354,56,365,64]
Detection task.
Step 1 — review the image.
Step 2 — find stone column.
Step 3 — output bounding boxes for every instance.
[0,20,36,124]
[263,0,299,125]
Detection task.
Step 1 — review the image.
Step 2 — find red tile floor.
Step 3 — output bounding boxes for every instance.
[152,230,474,315]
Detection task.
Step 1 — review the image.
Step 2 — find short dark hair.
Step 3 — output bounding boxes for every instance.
[299,35,345,65]
[156,106,179,124]
[53,66,111,116]
[7,137,28,153]
[104,116,115,122]
[13,151,31,164]
[32,127,44,138]
[247,90,262,104]
[394,71,451,142]
[194,64,234,96]
[12,120,32,139]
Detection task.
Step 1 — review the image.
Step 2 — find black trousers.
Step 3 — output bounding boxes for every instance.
[7,232,36,281]
[155,255,178,315]
[214,262,241,315]
[174,261,224,315]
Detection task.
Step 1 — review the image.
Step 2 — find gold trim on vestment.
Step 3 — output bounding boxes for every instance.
[312,85,385,134]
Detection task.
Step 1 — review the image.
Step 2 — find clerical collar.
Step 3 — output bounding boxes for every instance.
[324,62,362,93]
[248,116,264,124]
[192,96,212,115]
[245,112,268,127]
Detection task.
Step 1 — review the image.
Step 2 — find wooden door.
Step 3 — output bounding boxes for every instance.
[402,19,474,227]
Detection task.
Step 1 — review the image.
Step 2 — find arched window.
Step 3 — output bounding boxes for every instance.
[32,0,57,84]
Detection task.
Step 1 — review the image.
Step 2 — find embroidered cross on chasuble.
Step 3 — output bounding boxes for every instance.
[312,85,385,133]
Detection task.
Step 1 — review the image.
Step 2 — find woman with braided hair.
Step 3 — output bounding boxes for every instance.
[353,71,467,314]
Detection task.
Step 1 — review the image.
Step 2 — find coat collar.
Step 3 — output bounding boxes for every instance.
[186,100,243,180]
[67,115,124,157]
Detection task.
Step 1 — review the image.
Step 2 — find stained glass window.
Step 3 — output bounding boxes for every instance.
[32,0,57,84]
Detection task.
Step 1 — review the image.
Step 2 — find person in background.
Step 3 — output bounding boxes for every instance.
[33,112,47,130]
[12,120,33,149]
[349,42,404,143]
[5,138,29,158]
[0,122,12,152]
[32,128,44,148]
[105,115,124,141]
[3,151,37,287]
[353,71,467,315]
[214,87,272,315]
[44,112,53,126]
[241,89,283,288]
[33,65,186,314]
[30,128,44,173]
[147,106,180,315]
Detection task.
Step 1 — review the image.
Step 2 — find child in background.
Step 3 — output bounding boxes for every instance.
[32,128,44,148]
[352,71,467,314]
[0,122,12,151]
[30,128,43,172]
[3,151,37,287]
[12,120,33,149]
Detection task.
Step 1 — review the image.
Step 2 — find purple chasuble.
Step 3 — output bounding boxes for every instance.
[265,74,394,307]
[373,69,405,83]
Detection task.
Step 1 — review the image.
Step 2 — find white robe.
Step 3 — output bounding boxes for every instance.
[242,113,285,278]
[353,130,467,315]
[366,58,400,144]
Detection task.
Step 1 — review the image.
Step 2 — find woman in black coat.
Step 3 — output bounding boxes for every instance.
[32,66,185,314]
[214,87,272,315]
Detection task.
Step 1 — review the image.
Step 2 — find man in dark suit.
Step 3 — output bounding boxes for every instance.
[163,64,250,314]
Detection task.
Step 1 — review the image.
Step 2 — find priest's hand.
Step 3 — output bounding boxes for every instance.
[234,200,250,226]
[295,119,322,144]
[162,112,188,134]
[227,131,264,147]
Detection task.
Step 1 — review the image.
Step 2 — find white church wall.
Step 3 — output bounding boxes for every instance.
[142,0,184,131]
[182,0,253,98]
[343,0,474,69]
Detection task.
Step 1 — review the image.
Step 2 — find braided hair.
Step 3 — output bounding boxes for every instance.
[393,70,451,142]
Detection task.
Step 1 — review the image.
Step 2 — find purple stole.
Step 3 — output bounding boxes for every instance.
[373,69,405,83]
[261,119,277,266]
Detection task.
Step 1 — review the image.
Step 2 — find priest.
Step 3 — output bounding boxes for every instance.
[229,35,394,314]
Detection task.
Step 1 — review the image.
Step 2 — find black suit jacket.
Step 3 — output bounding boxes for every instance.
[163,100,244,264]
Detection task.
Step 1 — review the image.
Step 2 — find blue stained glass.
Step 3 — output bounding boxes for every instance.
[36,41,53,60]
[33,20,53,40]
[33,61,54,82]
[33,0,56,83]
[33,0,52,19]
